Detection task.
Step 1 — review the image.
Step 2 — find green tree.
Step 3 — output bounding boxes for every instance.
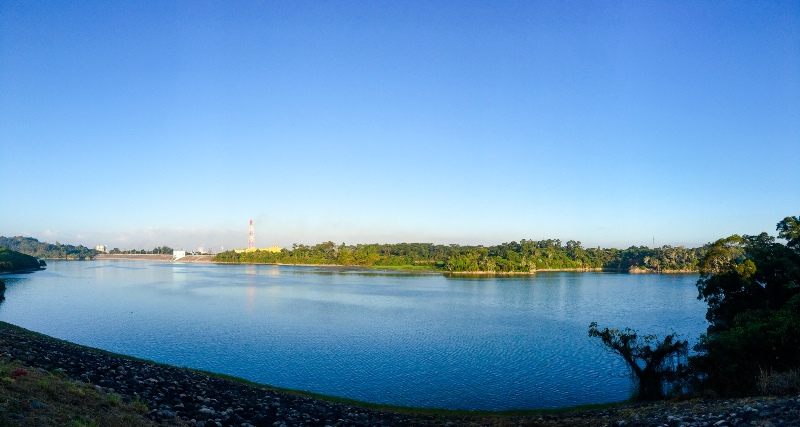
[777,216,800,248]
[589,322,688,401]
[693,216,800,395]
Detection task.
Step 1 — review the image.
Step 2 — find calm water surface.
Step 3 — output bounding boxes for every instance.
[0,261,707,410]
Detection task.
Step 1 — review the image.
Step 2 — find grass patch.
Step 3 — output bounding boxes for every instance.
[69,417,99,427]
[758,368,800,396]
[108,393,121,406]
[131,396,149,414]
[0,358,162,427]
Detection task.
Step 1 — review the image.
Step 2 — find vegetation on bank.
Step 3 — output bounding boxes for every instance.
[0,236,98,260]
[214,240,705,273]
[0,246,44,273]
[107,246,174,255]
[1,234,704,273]
[692,216,800,396]
[0,236,175,259]
[590,215,800,401]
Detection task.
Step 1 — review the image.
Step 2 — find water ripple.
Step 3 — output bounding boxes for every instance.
[0,261,707,410]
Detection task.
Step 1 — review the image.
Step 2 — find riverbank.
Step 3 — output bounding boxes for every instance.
[207,259,697,275]
[0,321,797,426]
[89,255,699,275]
[92,254,216,263]
[629,268,697,274]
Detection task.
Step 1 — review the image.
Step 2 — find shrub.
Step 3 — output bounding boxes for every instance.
[757,368,800,396]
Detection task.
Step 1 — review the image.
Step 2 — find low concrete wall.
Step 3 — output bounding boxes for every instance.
[173,255,215,263]
[93,254,174,261]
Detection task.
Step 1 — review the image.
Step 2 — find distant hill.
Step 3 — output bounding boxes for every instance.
[0,236,98,260]
[0,246,44,273]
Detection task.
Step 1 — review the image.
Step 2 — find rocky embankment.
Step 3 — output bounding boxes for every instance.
[0,322,798,427]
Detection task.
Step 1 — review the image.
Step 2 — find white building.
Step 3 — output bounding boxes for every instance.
[95,245,107,253]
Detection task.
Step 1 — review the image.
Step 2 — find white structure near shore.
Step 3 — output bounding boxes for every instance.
[173,250,186,260]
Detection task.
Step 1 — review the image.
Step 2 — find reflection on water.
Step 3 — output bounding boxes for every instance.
[246,285,256,313]
[0,261,707,410]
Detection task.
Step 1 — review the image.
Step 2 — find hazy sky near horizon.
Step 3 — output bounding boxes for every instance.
[1,1,798,252]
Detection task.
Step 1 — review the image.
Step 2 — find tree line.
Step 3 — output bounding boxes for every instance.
[0,236,98,260]
[107,246,173,255]
[0,237,176,259]
[213,239,706,273]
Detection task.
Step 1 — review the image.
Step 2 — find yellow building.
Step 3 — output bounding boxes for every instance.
[234,246,282,254]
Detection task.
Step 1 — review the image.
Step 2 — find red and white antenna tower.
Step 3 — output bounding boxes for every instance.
[248,220,255,249]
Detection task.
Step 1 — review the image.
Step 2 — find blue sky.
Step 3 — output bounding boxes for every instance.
[1,1,798,252]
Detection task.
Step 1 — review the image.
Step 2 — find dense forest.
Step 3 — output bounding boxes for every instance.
[214,240,706,273]
[0,247,44,272]
[0,236,98,260]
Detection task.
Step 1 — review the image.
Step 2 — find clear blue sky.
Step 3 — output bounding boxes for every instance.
[1,1,798,252]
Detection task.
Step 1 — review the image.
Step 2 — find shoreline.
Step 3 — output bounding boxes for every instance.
[93,254,174,261]
[0,266,45,275]
[1,321,797,426]
[86,256,699,275]
[628,268,697,274]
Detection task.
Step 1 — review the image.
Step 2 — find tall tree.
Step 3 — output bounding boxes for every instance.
[693,216,800,395]
[777,216,800,248]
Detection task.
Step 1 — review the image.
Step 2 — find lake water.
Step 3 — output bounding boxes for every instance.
[0,260,708,410]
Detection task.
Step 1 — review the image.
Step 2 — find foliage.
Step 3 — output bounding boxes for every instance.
[0,246,43,272]
[757,368,800,396]
[0,236,98,260]
[214,240,704,273]
[108,246,173,255]
[692,216,800,395]
[0,236,176,258]
[693,293,800,395]
[777,215,800,248]
[589,322,688,401]
[130,396,149,414]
